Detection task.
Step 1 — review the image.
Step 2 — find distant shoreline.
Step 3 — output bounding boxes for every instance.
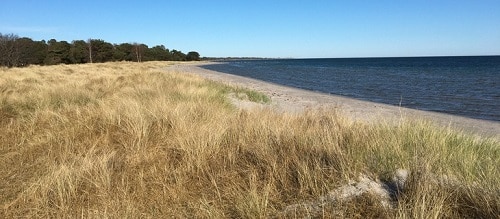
[202,55,500,61]
[169,62,500,139]
[197,57,500,122]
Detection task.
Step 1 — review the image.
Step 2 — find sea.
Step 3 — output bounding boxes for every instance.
[201,56,500,122]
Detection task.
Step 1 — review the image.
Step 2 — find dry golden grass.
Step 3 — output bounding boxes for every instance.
[1,62,498,218]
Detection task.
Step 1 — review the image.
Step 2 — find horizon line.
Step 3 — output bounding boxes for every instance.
[204,54,500,60]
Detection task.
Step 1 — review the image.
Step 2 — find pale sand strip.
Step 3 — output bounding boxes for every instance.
[168,62,500,140]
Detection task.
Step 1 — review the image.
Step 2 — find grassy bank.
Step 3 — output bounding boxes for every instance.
[1,62,498,218]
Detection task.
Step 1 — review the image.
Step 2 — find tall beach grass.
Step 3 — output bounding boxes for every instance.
[1,62,498,218]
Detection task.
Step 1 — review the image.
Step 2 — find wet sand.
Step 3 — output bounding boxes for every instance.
[168,62,500,140]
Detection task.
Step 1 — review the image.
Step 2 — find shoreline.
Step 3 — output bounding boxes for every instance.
[168,62,500,140]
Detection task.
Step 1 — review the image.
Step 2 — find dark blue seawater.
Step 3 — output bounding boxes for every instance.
[201,56,500,122]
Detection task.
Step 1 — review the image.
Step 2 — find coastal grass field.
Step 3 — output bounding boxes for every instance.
[1,62,498,218]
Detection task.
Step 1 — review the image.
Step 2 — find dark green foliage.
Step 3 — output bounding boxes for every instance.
[148,45,172,61]
[114,43,134,61]
[0,32,198,67]
[90,39,114,63]
[32,40,48,65]
[44,39,72,65]
[17,37,38,66]
[186,51,201,61]
[70,40,89,64]
[171,49,187,61]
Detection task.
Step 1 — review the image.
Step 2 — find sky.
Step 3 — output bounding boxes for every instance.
[1,0,499,58]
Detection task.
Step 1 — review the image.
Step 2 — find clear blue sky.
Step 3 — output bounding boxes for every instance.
[1,0,499,58]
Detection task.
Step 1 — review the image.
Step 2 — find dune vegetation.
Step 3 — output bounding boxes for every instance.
[1,62,498,218]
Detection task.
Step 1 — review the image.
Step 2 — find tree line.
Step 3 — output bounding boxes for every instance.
[0,33,200,67]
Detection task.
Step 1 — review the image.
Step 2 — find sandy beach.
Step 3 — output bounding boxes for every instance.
[168,62,500,139]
